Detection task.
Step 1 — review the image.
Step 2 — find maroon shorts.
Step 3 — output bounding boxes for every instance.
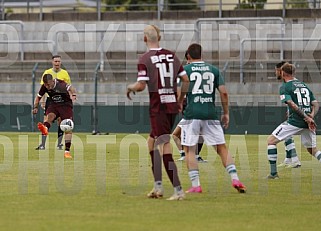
[149,112,177,143]
[46,104,73,120]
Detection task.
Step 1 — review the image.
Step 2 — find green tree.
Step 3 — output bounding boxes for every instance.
[238,0,267,9]
[287,0,309,8]
[103,0,157,11]
[103,0,199,11]
[166,0,199,10]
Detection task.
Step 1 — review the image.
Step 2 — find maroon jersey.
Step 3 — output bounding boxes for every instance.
[137,48,186,114]
[38,79,72,107]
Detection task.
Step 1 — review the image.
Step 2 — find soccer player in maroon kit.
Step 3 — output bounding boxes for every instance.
[127,25,189,200]
[32,74,77,159]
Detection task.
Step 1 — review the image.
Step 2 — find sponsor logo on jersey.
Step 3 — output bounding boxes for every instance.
[138,70,146,76]
[158,88,174,94]
[303,107,311,113]
[160,95,176,103]
[52,95,63,102]
[194,96,213,104]
[280,95,285,100]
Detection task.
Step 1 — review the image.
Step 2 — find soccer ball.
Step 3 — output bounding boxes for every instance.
[60,119,74,132]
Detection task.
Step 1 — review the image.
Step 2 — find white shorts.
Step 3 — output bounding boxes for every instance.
[272,123,316,148]
[180,119,225,146]
[177,118,186,128]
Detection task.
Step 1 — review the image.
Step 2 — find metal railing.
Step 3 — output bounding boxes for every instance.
[54,27,195,70]
[31,62,39,132]
[54,30,106,70]
[222,61,229,77]
[239,37,321,83]
[0,20,25,60]
[92,62,101,134]
[0,40,55,61]
[1,1,321,21]
[195,17,285,45]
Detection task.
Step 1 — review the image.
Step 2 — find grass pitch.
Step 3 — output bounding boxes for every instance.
[0,132,321,231]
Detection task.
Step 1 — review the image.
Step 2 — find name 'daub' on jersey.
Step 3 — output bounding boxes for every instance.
[151,54,176,104]
[191,66,210,71]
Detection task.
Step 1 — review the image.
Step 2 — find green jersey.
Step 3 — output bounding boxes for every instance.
[280,78,316,128]
[183,61,224,120]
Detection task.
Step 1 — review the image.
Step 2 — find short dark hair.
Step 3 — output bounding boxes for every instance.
[275,61,287,68]
[184,51,188,60]
[52,55,61,59]
[281,63,295,75]
[186,43,202,59]
[42,74,53,83]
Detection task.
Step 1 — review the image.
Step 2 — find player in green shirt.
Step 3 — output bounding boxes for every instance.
[267,63,321,179]
[180,43,246,193]
[275,61,301,168]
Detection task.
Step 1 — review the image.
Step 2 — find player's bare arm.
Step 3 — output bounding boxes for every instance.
[40,95,47,109]
[177,74,189,111]
[309,100,319,118]
[287,100,316,130]
[68,86,77,102]
[287,100,313,121]
[126,81,146,100]
[32,95,43,114]
[218,85,229,129]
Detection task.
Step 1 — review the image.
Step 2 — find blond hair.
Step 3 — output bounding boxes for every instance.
[144,25,161,42]
[281,63,295,75]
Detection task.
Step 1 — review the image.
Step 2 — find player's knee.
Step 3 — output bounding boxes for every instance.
[267,135,278,145]
[307,147,315,155]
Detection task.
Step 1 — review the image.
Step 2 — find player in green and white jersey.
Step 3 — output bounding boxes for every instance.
[180,43,246,194]
[267,63,321,179]
[173,56,207,163]
[275,61,301,168]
